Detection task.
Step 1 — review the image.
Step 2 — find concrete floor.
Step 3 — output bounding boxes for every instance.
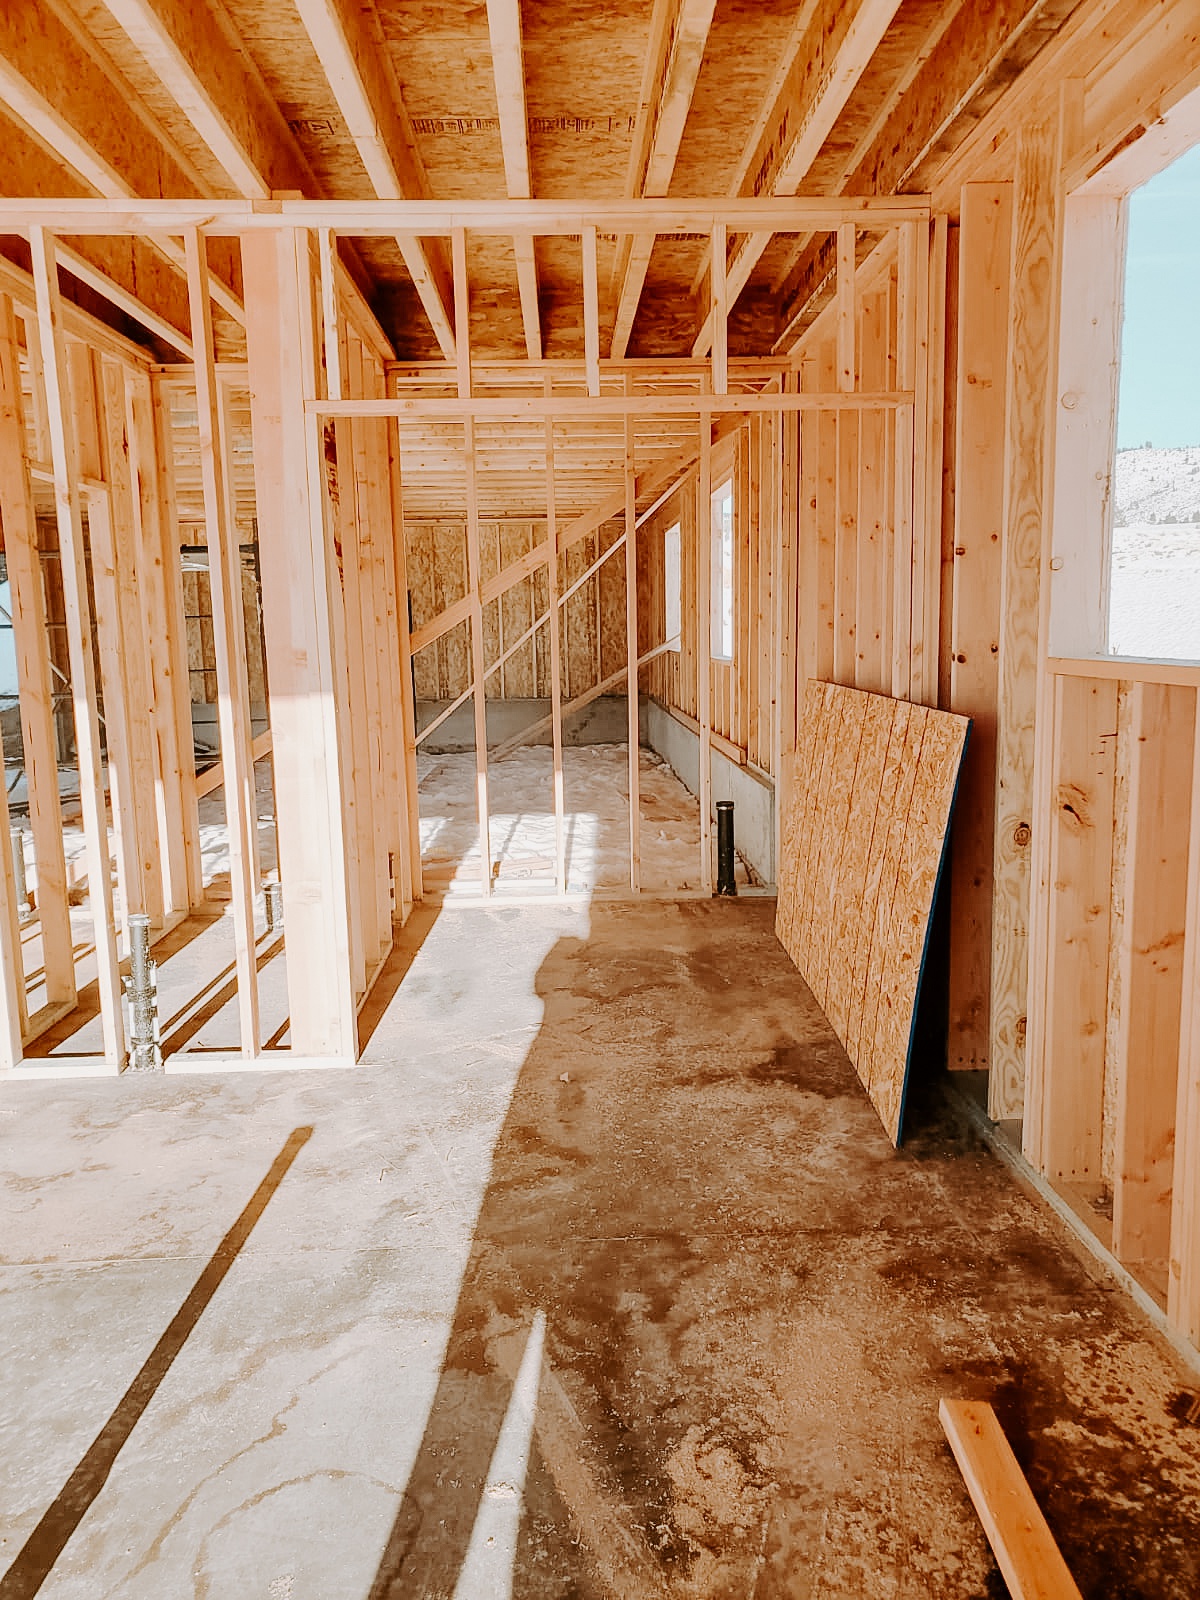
[17,740,747,1065]
[2,899,1200,1598]
[418,744,754,898]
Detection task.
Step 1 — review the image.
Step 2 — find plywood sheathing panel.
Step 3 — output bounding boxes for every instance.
[405,516,622,705]
[775,679,969,1144]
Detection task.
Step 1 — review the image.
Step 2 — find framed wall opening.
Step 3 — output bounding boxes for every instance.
[1109,142,1200,660]
[1026,81,1200,1348]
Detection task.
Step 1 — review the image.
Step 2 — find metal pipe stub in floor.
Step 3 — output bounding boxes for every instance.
[716,801,737,896]
[10,830,30,918]
[125,912,162,1072]
[265,881,283,933]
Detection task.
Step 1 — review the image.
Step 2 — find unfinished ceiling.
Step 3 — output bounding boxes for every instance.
[0,0,1091,366]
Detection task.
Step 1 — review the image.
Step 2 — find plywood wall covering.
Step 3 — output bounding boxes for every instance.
[407,519,621,703]
[776,680,969,1144]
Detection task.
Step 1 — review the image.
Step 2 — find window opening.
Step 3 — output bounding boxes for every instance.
[1110,142,1200,659]
[664,521,681,649]
[710,480,733,662]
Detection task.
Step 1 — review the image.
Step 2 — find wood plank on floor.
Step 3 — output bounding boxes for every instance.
[940,1398,1084,1600]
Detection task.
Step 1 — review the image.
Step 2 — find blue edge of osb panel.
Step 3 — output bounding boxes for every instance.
[895,716,973,1147]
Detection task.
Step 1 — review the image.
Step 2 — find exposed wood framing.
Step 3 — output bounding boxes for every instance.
[463,416,493,898]
[989,106,1064,1124]
[624,398,641,890]
[0,196,932,232]
[947,183,1012,1072]
[0,709,25,1067]
[292,0,455,359]
[583,226,600,398]
[484,0,540,360]
[691,0,906,356]
[390,417,423,907]
[0,7,243,329]
[29,227,125,1071]
[0,296,75,1012]
[6,0,1200,1379]
[697,416,712,891]
[149,370,202,907]
[544,404,566,892]
[242,226,357,1059]
[1033,673,1115,1179]
[1111,684,1193,1265]
[610,0,718,359]
[184,228,260,1054]
[95,0,314,196]
[487,640,677,764]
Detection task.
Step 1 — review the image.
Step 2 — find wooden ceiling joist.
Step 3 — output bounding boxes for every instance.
[0,1,244,330]
[91,0,393,362]
[757,0,1089,355]
[691,0,906,357]
[0,0,209,197]
[609,0,719,360]
[857,0,1083,199]
[56,242,194,359]
[769,0,970,348]
[93,0,315,199]
[292,0,457,361]
[484,0,540,361]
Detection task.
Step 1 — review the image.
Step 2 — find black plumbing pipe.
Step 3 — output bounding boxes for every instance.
[715,800,737,896]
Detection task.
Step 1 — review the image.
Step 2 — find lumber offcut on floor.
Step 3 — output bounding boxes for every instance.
[1,902,1199,1597]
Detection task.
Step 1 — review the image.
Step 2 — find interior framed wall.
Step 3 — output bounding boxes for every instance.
[0,194,933,1078]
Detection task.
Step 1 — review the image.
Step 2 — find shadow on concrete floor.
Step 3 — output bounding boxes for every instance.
[5,901,1200,1598]
[364,902,1200,1599]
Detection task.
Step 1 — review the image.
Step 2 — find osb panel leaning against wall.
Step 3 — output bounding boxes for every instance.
[776,680,970,1143]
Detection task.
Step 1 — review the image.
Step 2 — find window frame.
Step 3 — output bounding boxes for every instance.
[709,477,734,663]
[1050,87,1200,666]
[663,520,682,650]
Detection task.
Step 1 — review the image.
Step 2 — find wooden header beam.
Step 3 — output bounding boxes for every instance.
[313,391,915,419]
[0,196,931,235]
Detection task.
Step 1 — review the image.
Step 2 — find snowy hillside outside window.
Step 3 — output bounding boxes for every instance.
[1110,142,1200,659]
